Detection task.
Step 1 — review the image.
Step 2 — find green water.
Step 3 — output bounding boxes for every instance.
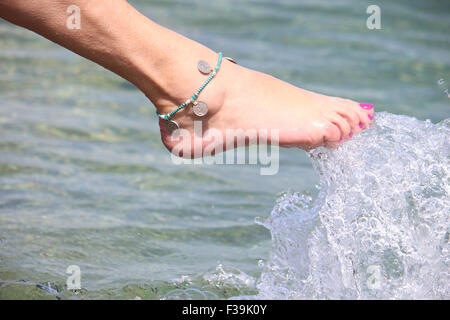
[0,0,449,299]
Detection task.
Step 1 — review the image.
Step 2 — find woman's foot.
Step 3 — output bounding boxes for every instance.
[153,54,374,157]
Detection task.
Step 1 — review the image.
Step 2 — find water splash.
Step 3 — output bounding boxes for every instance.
[256,112,449,299]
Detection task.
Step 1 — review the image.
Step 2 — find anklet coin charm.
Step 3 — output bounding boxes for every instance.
[165,119,179,133]
[157,53,223,125]
[197,60,211,74]
[193,101,208,117]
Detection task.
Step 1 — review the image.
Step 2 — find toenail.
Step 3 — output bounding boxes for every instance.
[349,132,353,138]
[368,114,373,120]
[359,123,363,129]
[359,103,373,110]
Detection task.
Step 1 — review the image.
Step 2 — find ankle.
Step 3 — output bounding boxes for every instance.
[150,52,236,131]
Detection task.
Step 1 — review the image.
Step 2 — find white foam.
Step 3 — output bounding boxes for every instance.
[256,112,449,299]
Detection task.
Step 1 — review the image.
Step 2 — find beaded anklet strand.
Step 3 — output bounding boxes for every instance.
[157,52,230,132]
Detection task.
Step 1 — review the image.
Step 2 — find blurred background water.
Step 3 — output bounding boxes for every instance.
[0,0,449,299]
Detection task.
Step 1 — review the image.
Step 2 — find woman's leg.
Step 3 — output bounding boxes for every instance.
[0,0,374,156]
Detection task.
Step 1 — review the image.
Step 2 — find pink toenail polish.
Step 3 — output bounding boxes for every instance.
[359,103,374,110]
[349,132,353,138]
[368,114,373,120]
[339,137,343,142]
[359,123,363,129]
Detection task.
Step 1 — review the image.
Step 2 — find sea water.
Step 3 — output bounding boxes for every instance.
[1,0,449,299]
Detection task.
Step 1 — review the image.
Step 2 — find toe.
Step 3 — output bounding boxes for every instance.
[335,105,360,136]
[327,113,351,141]
[324,122,342,142]
[355,102,375,128]
[336,99,375,132]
